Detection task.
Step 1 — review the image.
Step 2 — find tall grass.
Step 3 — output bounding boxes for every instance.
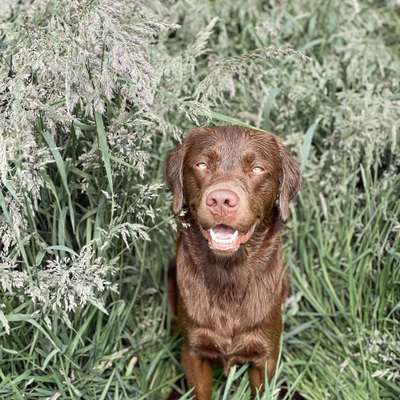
[0,0,399,399]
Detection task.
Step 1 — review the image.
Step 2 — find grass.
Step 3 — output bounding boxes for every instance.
[1,0,400,399]
[3,171,398,399]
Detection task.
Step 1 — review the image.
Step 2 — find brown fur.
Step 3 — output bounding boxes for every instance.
[165,126,302,399]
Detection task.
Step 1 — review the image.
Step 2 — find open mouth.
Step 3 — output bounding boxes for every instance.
[200,224,256,253]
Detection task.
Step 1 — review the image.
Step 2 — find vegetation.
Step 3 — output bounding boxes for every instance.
[0,0,399,399]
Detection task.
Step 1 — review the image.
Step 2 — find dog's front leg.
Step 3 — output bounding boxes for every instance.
[181,341,213,400]
[248,356,278,398]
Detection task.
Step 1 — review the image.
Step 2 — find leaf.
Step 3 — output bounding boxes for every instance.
[46,245,79,257]
[95,111,114,196]
[300,118,319,171]
[41,130,76,231]
[7,314,60,351]
[0,308,10,334]
[196,110,264,131]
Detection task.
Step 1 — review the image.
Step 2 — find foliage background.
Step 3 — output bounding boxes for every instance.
[0,0,399,399]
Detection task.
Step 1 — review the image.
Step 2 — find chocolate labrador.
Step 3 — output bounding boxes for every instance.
[165,125,302,399]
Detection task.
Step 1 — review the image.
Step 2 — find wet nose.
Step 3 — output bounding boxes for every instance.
[206,189,239,216]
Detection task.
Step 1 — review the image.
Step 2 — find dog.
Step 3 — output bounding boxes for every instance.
[165,125,302,399]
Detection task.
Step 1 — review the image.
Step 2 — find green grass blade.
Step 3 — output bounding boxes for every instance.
[95,111,114,196]
[41,130,76,231]
[300,118,319,171]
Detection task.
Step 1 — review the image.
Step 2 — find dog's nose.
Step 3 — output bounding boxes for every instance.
[206,189,239,216]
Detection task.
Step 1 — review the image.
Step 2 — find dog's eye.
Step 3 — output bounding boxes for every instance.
[252,166,264,174]
[195,162,208,170]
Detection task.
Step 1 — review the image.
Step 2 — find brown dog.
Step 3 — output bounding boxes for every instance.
[165,125,301,399]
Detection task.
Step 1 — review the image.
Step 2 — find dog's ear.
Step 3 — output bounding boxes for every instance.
[165,143,186,215]
[278,142,302,222]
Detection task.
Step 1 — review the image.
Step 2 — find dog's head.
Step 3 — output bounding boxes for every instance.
[166,126,301,256]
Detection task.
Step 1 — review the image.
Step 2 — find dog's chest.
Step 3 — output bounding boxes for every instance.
[178,262,275,328]
[177,264,279,362]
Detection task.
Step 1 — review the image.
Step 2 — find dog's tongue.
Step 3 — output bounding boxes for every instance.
[209,225,239,251]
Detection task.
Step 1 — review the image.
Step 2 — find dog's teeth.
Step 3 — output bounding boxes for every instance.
[209,228,238,244]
